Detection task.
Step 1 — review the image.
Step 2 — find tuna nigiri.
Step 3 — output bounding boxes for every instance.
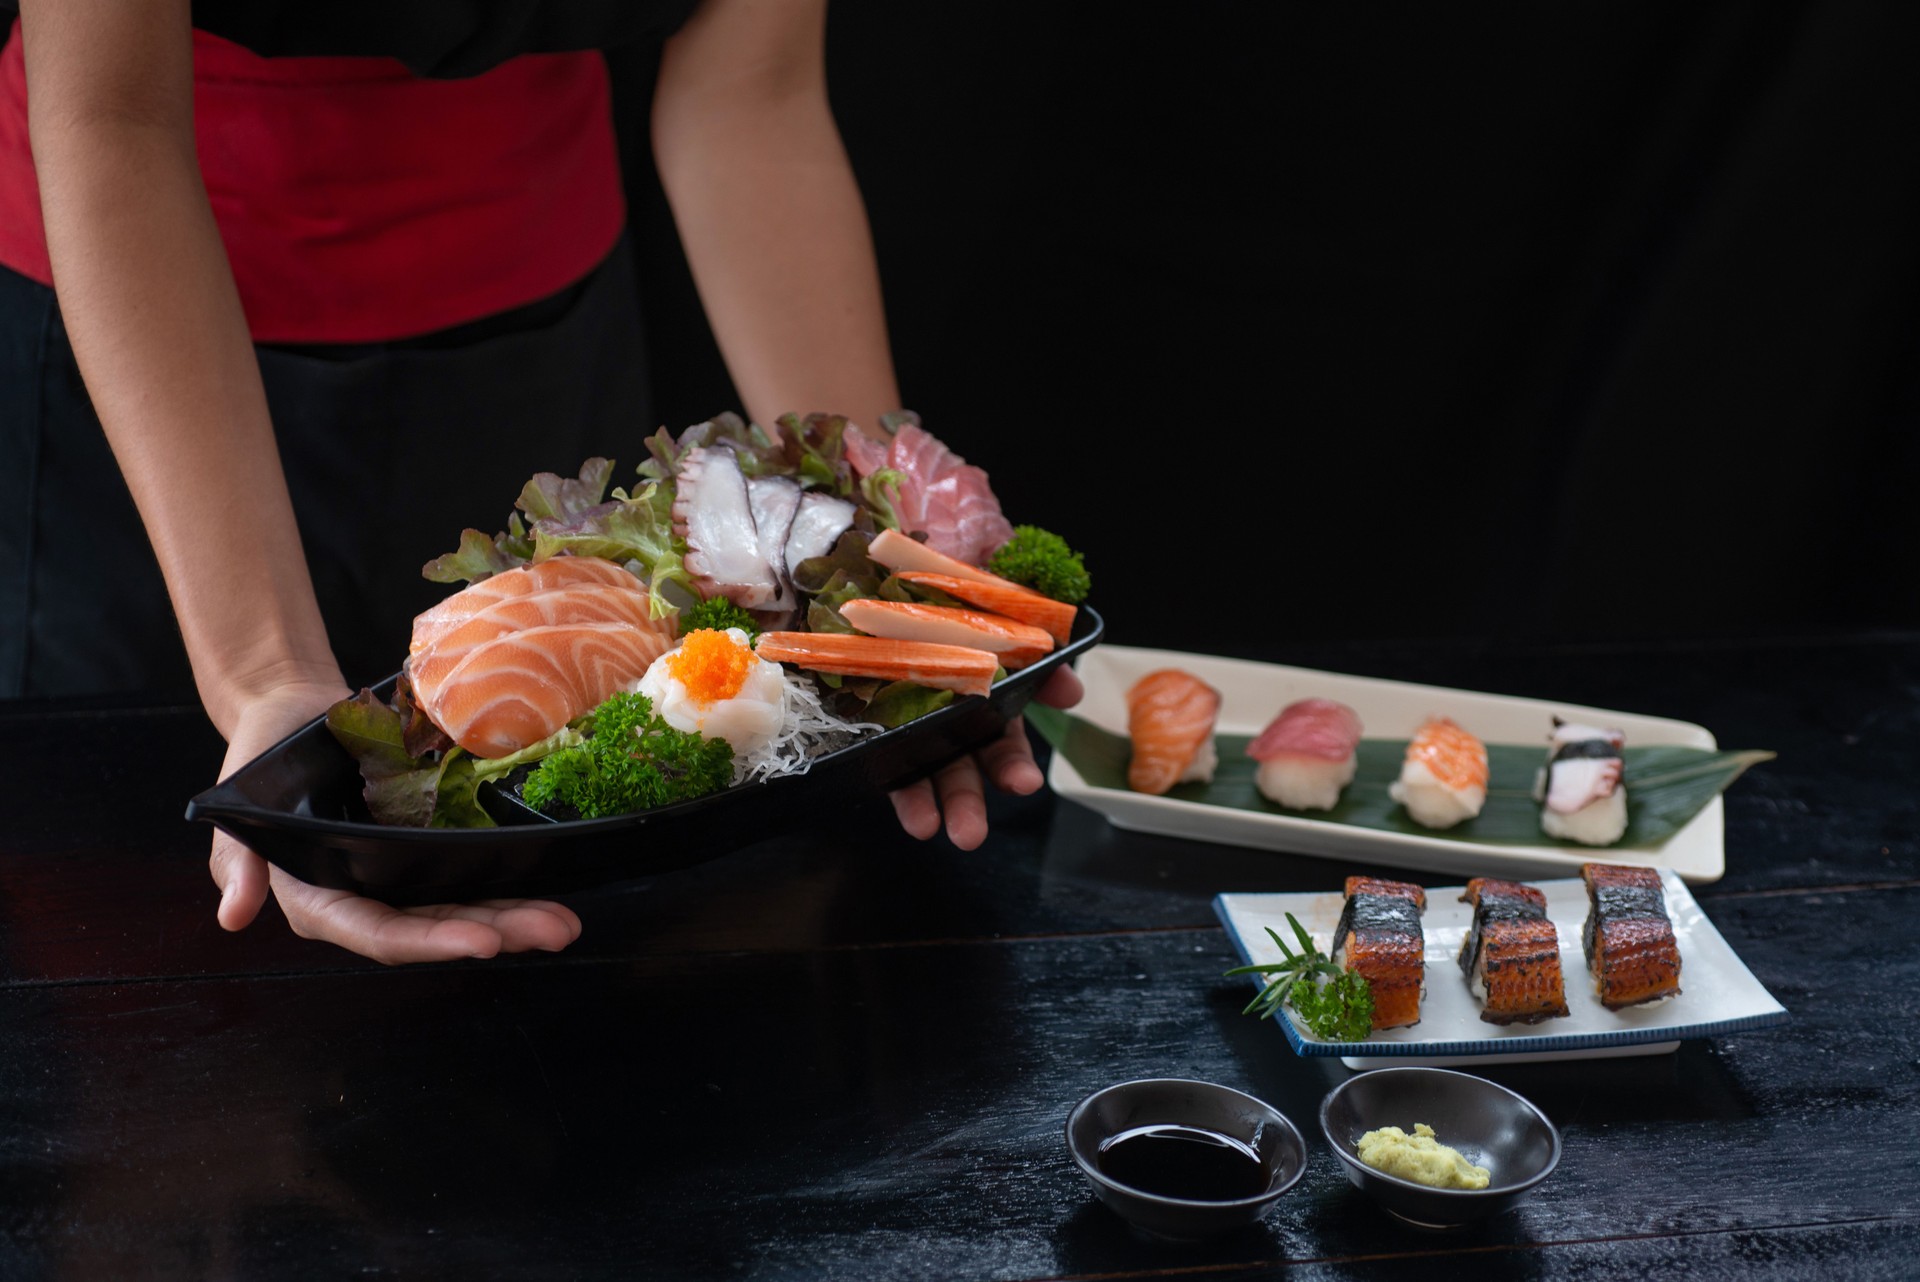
[1389,717,1488,829]
[1245,698,1363,810]
[1124,669,1221,795]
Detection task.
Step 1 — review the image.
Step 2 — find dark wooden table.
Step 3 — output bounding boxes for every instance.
[2,633,1916,1280]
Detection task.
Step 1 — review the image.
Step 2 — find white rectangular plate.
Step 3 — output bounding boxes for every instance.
[1215,872,1787,1068]
[1048,644,1728,883]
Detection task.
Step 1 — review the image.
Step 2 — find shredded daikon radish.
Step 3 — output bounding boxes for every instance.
[734,669,884,785]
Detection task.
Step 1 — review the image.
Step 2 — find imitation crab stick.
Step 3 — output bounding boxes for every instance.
[891,571,1076,646]
[754,631,1000,697]
[838,599,1053,671]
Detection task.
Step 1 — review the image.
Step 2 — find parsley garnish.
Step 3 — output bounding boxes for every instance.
[1224,912,1375,1042]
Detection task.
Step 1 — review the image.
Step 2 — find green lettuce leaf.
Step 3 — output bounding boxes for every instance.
[325,689,495,829]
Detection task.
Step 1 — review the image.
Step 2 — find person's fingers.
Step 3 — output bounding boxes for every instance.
[977,716,1044,795]
[408,901,580,953]
[933,753,989,851]
[889,777,942,841]
[209,832,270,932]
[1036,665,1084,710]
[270,868,502,965]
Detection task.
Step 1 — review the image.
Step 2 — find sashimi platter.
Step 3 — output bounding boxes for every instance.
[189,412,1101,903]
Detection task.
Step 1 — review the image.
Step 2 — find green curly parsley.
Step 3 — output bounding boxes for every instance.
[520,691,734,819]
[986,525,1090,604]
[677,595,760,640]
[1224,913,1375,1042]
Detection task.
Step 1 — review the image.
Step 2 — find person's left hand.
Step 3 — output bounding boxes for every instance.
[888,665,1085,850]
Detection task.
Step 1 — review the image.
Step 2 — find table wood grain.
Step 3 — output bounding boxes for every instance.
[2,634,1915,1279]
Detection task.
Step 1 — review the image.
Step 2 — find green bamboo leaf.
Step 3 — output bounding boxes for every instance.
[1031,708,1773,852]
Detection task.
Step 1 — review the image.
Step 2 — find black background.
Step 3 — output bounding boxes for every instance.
[611,2,1920,656]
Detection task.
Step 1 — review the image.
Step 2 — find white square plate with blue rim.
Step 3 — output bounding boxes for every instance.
[1048,644,1731,884]
[1214,871,1787,1069]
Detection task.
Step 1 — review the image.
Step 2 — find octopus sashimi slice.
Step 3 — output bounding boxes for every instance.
[747,476,803,617]
[1246,698,1363,762]
[418,622,674,759]
[410,557,640,656]
[674,446,782,609]
[783,492,858,580]
[408,584,665,701]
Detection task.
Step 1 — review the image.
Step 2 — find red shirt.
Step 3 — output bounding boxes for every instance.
[0,21,625,343]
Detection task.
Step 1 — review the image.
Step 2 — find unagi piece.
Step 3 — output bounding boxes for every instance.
[1581,863,1682,1009]
[1457,879,1570,1025]
[1330,877,1428,1030]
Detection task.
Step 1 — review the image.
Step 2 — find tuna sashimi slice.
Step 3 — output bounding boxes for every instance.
[847,424,1013,566]
[754,631,999,697]
[410,557,641,655]
[839,599,1054,670]
[1246,698,1363,762]
[418,621,674,759]
[892,571,1076,646]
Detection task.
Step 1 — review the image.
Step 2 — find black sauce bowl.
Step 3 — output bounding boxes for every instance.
[1065,1078,1308,1242]
[1318,1067,1561,1229]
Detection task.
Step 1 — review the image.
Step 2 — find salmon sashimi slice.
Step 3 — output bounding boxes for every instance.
[411,557,642,656]
[1457,879,1569,1025]
[1123,669,1221,796]
[891,570,1077,645]
[1331,877,1428,1031]
[1581,863,1682,1009]
[754,631,999,697]
[408,585,661,696]
[838,599,1054,671]
[418,621,675,759]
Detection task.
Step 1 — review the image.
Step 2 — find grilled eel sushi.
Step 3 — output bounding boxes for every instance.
[1581,863,1682,1009]
[1457,879,1570,1025]
[1330,877,1427,1030]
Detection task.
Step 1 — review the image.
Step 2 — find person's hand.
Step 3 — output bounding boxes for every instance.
[207,675,582,965]
[889,665,1085,851]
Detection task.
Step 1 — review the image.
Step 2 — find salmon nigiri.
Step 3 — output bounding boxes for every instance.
[1389,717,1488,829]
[1124,669,1221,795]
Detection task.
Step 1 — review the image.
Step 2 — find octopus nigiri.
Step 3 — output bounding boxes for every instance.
[1537,719,1629,845]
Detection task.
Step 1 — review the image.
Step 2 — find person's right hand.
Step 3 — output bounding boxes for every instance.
[207,674,582,965]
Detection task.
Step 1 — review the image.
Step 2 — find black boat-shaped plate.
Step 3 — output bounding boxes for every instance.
[187,607,1103,905]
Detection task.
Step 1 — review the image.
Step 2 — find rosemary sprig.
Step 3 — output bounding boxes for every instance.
[1224,912,1375,1043]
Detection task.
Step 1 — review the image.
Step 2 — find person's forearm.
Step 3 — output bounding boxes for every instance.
[652,0,901,438]
[25,0,337,735]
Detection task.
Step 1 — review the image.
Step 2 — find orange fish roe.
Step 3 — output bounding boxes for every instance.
[664,629,756,705]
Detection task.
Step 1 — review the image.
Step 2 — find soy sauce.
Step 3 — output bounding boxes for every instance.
[1096,1124,1269,1201]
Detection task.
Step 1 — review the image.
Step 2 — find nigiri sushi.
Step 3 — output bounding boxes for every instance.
[1457,878,1569,1025]
[1245,698,1362,810]
[1330,876,1427,1031]
[1389,717,1488,829]
[1536,718,1628,845]
[1124,669,1221,795]
[1581,862,1682,1009]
